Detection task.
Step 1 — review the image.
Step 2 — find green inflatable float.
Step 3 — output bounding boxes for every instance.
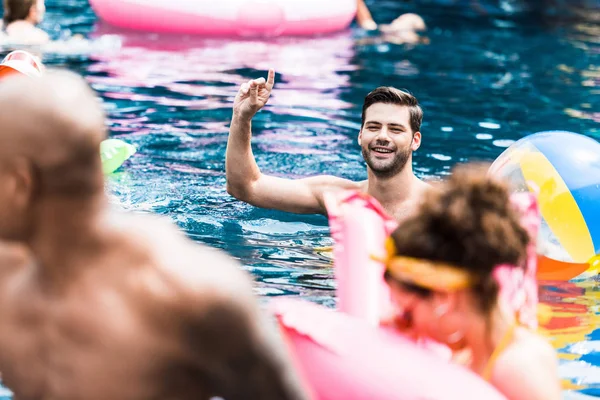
[100,139,136,174]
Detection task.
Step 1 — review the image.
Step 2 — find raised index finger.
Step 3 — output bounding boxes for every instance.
[266,69,275,90]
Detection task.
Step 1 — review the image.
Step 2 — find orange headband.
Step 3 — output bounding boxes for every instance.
[378,238,474,292]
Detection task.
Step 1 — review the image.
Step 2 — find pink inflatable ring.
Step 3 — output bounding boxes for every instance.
[89,0,357,37]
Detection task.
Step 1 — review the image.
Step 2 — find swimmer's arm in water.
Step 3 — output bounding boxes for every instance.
[490,338,561,400]
[226,69,361,215]
[356,0,377,30]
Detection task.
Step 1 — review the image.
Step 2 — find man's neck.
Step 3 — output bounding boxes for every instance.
[28,194,108,287]
[366,163,419,210]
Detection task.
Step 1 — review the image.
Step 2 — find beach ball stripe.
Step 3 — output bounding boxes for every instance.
[529,133,600,255]
[517,149,594,263]
[527,132,600,259]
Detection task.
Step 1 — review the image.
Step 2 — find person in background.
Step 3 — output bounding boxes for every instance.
[2,0,49,45]
[0,70,306,400]
[356,0,427,45]
[379,13,427,45]
[382,164,561,400]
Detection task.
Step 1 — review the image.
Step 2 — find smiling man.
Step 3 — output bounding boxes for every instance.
[226,69,430,220]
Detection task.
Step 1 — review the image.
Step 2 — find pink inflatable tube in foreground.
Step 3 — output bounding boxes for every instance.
[89,0,357,37]
[271,191,507,399]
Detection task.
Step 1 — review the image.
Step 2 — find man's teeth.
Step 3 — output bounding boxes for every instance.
[374,148,393,153]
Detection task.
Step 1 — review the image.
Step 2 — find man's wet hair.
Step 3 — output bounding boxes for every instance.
[361,87,423,133]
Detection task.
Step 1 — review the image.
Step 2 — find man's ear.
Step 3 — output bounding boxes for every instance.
[411,131,422,151]
[28,3,37,20]
[11,158,35,212]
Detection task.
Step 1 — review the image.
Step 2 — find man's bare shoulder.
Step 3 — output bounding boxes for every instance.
[5,24,49,45]
[105,210,255,303]
[81,212,308,400]
[299,174,361,189]
[356,179,368,192]
[0,242,30,279]
[416,177,433,198]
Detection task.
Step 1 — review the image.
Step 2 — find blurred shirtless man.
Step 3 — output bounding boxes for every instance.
[0,71,305,400]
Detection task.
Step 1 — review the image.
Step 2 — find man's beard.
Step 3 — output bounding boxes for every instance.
[362,143,412,179]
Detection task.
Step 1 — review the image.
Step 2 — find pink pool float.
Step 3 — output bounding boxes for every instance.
[272,191,508,399]
[89,0,357,37]
[273,298,507,400]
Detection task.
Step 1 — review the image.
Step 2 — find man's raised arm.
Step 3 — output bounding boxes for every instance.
[226,69,359,215]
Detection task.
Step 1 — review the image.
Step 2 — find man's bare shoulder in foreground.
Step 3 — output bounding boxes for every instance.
[111,212,307,400]
[0,212,305,400]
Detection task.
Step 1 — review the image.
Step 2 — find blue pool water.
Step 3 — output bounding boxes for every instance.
[1,0,599,398]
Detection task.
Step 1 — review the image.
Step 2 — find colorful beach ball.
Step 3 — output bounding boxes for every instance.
[489,131,600,280]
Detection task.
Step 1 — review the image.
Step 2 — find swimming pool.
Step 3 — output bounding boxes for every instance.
[1,0,599,398]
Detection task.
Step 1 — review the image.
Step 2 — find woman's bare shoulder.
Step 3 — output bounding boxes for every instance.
[492,330,561,400]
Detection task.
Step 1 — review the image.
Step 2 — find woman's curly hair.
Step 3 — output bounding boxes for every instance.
[390,163,531,312]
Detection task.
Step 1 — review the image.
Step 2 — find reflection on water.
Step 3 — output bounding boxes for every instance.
[0,0,599,398]
[541,279,600,397]
[89,24,360,305]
